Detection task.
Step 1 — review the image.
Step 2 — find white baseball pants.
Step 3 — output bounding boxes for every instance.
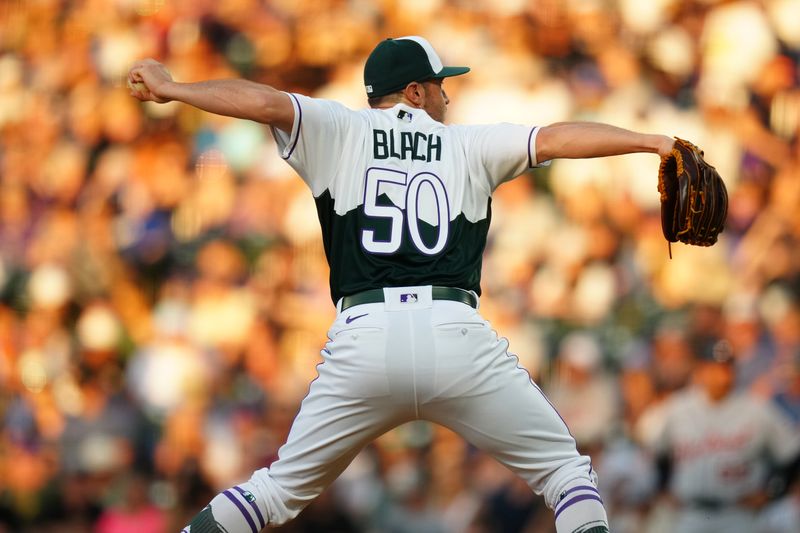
[226,287,606,531]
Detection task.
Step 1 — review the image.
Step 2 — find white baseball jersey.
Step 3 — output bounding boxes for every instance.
[652,387,800,503]
[271,94,545,303]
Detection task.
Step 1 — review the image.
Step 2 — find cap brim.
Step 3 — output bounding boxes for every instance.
[432,66,470,79]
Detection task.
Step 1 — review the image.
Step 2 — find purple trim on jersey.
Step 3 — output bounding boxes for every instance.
[281,93,303,160]
[527,127,536,168]
[553,494,604,520]
[233,486,266,529]
[223,490,258,533]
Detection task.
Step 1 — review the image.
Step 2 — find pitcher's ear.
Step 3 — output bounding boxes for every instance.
[403,82,425,107]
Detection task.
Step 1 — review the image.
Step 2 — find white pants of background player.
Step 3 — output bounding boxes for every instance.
[192,287,608,533]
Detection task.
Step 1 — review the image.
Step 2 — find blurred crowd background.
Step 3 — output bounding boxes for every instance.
[2,0,800,532]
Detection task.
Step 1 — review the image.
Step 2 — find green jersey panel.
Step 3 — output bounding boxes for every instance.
[315,190,492,303]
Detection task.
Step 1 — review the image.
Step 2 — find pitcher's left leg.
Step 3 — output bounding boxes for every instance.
[425,314,609,533]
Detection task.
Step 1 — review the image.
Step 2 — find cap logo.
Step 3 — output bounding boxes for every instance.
[366,84,373,94]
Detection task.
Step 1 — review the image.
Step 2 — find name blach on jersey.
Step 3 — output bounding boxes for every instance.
[373,129,442,162]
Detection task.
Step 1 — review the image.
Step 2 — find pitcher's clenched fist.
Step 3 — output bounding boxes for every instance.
[127,59,173,103]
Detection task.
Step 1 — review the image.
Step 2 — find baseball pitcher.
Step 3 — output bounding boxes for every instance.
[129,36,684,533]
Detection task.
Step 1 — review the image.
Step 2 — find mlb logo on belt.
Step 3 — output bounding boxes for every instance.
[384,285,431,310]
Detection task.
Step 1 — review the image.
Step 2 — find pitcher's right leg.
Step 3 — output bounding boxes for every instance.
[182,310,403,531]
[183,387,403,531]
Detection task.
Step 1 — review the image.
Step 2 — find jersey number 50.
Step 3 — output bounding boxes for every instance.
[361,167,450,256]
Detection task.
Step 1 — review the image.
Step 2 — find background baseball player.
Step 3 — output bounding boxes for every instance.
[643,339,800,533]
[128,36,680,533]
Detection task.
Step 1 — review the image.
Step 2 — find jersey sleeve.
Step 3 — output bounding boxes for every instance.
[459,123,550,192]
[271,93,362,196]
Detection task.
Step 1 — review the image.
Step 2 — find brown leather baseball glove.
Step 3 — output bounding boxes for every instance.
[658,138,728,257]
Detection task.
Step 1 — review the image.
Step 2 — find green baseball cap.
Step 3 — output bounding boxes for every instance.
[364,36,470,98]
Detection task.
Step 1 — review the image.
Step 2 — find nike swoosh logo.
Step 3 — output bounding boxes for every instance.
[345,313,368,324]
